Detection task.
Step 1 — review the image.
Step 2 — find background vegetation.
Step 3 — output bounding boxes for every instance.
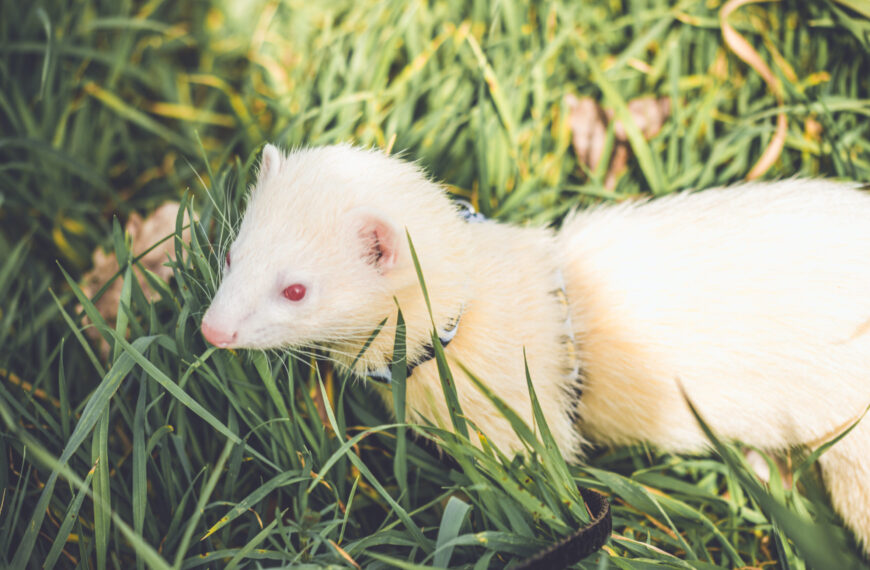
[1,0,870,567]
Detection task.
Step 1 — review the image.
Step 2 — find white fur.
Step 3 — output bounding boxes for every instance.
[202,146,870,552]
[560,180,870,552]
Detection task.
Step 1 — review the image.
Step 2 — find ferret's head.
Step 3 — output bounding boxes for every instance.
[200,144,459,351]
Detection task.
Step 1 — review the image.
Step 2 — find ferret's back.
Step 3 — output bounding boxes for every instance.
[558,180,870,449]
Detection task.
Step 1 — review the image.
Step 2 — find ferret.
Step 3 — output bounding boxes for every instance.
[201,144,870,553]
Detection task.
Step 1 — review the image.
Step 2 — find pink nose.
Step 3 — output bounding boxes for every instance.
[201,320,237,347]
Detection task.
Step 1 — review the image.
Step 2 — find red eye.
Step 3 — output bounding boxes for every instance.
[225,251,231,268]
[283,284,306,301]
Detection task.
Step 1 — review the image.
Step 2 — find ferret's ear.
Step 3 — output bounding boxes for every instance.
[352,210,401,274]
[258,144,282,182]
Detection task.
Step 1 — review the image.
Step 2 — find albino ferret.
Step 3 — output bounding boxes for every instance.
[201,144,870,552]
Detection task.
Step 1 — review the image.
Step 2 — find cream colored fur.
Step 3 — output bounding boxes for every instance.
[202,146,870,553]
[560,180,870,552]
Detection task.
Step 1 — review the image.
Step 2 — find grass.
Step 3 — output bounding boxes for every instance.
[1,0,870,567]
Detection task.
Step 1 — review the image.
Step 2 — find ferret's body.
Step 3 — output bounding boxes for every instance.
[561,182,870,551]
[202,145,870,552]
[563,182,870,452]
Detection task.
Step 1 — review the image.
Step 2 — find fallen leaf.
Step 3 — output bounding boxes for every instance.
[566,94,671,189]
[720,0,787,180]
[79,202,191,358]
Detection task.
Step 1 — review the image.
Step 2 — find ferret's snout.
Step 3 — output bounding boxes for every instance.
[201,319,238,348]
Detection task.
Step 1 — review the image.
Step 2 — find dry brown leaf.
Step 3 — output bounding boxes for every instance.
[720,0,787,180]
[79,202,191,358]
[805,117,823,141]
[609,96,672,141]
[566,94,671,189]
[565,94,610,172]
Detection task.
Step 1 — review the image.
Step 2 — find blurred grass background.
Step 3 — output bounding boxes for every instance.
[1,0,870,567]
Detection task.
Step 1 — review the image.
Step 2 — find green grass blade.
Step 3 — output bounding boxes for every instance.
[172,438,235,569]
[92,408,111,570]
[432,495,471,567]
[224,518,280,570]
[133,377,148,570]
[680,386,862,569]
[391,305,409,506]
[201,470,307,540]
[0,398,172,570]
[407,231,468,438]
[42,462,97,569]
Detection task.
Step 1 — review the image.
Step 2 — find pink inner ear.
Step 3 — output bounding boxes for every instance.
[358,215,398,272]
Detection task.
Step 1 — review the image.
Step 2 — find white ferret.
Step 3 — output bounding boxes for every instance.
[201,144,870,552]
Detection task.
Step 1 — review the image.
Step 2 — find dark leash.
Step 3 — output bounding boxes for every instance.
[515,487,612,569]
[414,437,612,568]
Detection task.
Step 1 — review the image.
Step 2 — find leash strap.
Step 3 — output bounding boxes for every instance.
[415,435,612,568]
[516,487,612,569]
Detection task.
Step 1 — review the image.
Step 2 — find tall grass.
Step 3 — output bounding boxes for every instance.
[1,0,869,567]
